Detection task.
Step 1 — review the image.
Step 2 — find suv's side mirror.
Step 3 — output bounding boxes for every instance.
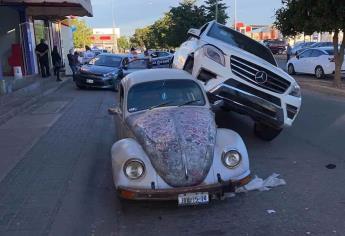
[296,55,300,59]
[187,28,201,39]
[210,100,224,112]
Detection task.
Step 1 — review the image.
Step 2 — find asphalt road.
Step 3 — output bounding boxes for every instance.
[0,80,344,236]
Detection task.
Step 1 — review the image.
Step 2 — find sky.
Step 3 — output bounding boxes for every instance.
[85,0,283,37]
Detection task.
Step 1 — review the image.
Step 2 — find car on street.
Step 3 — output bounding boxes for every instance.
[74,54,126,90]
[291,42,316,56]
[150,50,174,68]
[265,40,287,55]
[74,54,152,91]
[109,69,251,205]
[310,42,334,48]
[287,47,345,79]
[173,21,302,141]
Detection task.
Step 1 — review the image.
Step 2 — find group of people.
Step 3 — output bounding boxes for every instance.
[35,39,62,81]
[35,39,89,81]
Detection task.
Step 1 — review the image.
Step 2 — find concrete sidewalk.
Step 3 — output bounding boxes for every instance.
[294,75,345,97]
[0,75,71,126]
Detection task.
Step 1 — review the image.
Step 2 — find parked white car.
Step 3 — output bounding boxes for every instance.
[287,47,345,79]
[173,21,302,141]
[109,69,251,205]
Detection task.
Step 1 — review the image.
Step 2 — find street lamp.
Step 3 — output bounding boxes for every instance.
[234,0,237,30]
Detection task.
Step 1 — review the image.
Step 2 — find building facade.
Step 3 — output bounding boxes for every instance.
[91,28,120,53]
[0,0,92,79]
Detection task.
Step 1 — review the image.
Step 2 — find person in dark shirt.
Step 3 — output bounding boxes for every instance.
[67,49,77,79]
[35,39,50,78]
[51,46,62,81]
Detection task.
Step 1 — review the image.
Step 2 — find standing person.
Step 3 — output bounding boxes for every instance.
[67,49,77,79]
[83,45,95,64]
[287,43,292,61]
[144,50,153,68]
[128,47,138,61]
[35,39,50,78]
[51,46,62,82]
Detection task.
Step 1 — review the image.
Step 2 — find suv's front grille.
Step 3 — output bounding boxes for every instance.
[230,55,291,94]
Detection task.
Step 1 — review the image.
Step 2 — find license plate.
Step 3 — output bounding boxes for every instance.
[178,192,209,206]
[86,79,94,84]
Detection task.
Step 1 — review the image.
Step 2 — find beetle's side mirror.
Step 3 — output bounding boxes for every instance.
[210,100,224,112]
[187,28,201,39]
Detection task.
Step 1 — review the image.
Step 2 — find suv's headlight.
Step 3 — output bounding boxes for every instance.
[123,159,145,180]
[222,150,242,169]
[289,82,301,97]
[203,45,225,66]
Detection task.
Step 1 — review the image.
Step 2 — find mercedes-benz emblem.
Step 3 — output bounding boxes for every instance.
[255,71,268,84]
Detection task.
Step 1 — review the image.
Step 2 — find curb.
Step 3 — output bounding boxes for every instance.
[299,82,345,97]
[0,78,71,126]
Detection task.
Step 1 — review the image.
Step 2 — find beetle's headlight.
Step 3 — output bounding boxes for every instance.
[289,82,301,97]
[222,150,242,168]
[123,159,145,180]
[203,45,225,66]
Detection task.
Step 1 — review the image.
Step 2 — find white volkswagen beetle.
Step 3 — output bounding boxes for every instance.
[109,68,251,206]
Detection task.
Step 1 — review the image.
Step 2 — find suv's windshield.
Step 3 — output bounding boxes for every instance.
[127,80,205,113]
[90,55,122,67]
[207,23,277,66]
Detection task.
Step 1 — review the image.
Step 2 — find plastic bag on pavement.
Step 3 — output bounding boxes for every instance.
[236,173,286,193]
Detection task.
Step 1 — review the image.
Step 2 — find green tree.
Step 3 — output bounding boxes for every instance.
[275,0,345,88]
[70,18,93,49]
[204,0,229,24]
[165,0,208,47]
[117,36,130,52]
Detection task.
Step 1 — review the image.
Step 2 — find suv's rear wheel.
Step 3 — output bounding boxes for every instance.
[315,66,325,79]
[254,122,283,141]
[288,64,295,75]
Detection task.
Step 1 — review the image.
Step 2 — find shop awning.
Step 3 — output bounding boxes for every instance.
[0,0,93,17]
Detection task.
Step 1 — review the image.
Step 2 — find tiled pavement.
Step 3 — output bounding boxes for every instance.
[0,81,117,235]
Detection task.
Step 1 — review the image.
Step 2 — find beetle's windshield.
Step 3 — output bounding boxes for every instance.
[127,79,206,113]
[207,23,277,66]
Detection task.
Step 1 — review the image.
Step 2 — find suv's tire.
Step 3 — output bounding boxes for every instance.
[315,66,325,79]
[288,64,295,75]
[254,122,283,141]
[183,56,194,74]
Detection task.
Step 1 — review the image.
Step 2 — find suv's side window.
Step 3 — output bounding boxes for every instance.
[199,23,209,35]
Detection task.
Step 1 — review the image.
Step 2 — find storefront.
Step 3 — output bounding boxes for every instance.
[0,0,92,78]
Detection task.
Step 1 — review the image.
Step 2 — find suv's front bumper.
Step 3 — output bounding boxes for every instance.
[209,79,285,128]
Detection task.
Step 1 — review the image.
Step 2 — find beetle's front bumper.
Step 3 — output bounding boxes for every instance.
[117,175,251,201]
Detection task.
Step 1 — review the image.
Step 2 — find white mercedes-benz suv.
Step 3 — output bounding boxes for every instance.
[173,21,302,141]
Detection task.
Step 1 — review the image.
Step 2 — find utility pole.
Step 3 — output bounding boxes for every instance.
[234,0,237,30]
[111,0,118,53]
[215,0,219,22]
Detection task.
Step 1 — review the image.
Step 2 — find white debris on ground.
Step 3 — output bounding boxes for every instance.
[236,173,287,193]
[266,209,276,214]
[220,173,287,200]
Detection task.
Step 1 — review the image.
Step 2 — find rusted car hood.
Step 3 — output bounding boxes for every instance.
[126,107,216,187]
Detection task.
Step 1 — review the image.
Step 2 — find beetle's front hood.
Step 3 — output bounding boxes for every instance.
[126,107,216,187]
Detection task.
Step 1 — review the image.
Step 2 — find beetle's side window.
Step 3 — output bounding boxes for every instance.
[119,85,124,111]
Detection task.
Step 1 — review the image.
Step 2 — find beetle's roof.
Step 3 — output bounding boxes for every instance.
[123,69,195,88]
